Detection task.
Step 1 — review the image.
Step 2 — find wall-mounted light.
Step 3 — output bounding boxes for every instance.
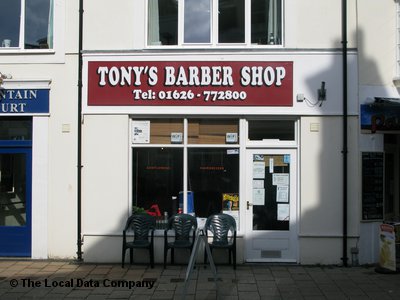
[318,81,327,102]
[297,81,327,107]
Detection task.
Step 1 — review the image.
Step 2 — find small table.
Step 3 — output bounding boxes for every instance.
[182,225,218,299]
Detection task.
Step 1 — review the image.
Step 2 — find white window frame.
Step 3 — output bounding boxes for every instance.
[146,0,284,49]
[0,0,65,64]
[244,117,299,149]
[129,117,242,230]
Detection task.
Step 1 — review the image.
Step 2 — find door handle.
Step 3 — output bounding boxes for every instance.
[247,201,253,210]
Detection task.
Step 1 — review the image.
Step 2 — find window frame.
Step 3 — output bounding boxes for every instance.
[245,118,298,148]
[0,0,65,64]
[146,0,284,48]
[130,117,241,224]
[129,117,298,233]
[0,0,53,51]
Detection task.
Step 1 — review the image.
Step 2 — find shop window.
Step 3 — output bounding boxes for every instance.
[148,0,178,46]
[251,0,282,45]
[147,0,282,47]
[132,147,183,216]
[218,0,245,43]
[248,120,295,141]
[0,0,53,50]
[131,119,184,144]
[187,148,239,217]
[150,119,184,144]
[131,118,240,221]
[184,0,212,43]
[0,117,32,140]
[188,119,239,144]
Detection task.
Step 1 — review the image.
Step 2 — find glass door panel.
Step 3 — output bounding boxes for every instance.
[0,148,31,256]
[0,153,26,226]
[245,149,297,262]
[252,154,289,231]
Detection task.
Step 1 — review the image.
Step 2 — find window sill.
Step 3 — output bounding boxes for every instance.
[145,44,284,50]
[0,48,64,64]
[0,48,55,55]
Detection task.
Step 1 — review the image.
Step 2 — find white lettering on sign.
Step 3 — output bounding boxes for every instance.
[96,65,286,88]
[240,66,286,86]
[97,66,158,87]
[1,103,27,113]
[164,66,233,86]
[0,89,38,100]
[92,63,291,104]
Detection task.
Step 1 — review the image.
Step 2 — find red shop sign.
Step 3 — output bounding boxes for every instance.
[87,61,293,106]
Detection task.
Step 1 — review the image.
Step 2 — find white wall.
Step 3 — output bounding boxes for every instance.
[81,115,130,260]
[299,116,359,264]
[286,0,357,49]
[32,117,49,259]
[357,0,397,86]
[83,0,141,50]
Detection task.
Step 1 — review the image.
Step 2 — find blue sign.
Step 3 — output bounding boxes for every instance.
[283,154,290,164]
[0,89,49,114]
[361,103,400,133]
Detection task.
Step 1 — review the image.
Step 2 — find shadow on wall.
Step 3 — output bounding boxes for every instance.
[300,28,383,265]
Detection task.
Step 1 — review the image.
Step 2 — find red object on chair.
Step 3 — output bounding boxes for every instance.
[146,204,161,217]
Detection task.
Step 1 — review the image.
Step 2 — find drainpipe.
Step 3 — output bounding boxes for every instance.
[76,0,84,261]
[341,0,349,267]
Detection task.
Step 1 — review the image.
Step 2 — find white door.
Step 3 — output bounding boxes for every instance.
[245,149,298,262]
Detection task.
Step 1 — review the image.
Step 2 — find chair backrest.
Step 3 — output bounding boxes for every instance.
[125,214,156,241]
[168,214,197,241]
[205,213,236,244]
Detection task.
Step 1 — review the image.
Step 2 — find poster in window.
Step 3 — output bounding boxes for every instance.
[224,210,239,229]
[272,173,289,186]
[378,224,396,271]
[132,120,150,143]
[253,180,264,189]
[269,158,274,173]
[253,161,265,179]
[222,193,239,211]
[171,132,183,143]
[277,204,290,221]
[276,186,289,203]
[252,189,265,206]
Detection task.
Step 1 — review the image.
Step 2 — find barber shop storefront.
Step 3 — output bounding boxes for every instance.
[81,53,359,265]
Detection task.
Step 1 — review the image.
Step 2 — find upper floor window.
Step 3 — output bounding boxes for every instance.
[147,0,282,47]
[0,0,53,50]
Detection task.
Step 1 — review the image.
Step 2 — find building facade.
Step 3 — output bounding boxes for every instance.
[0,0,398,266]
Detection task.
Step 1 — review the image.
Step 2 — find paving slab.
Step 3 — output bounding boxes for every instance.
[0,260,399,299]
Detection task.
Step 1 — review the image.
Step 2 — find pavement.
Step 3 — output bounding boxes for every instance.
[0,259,400,299]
